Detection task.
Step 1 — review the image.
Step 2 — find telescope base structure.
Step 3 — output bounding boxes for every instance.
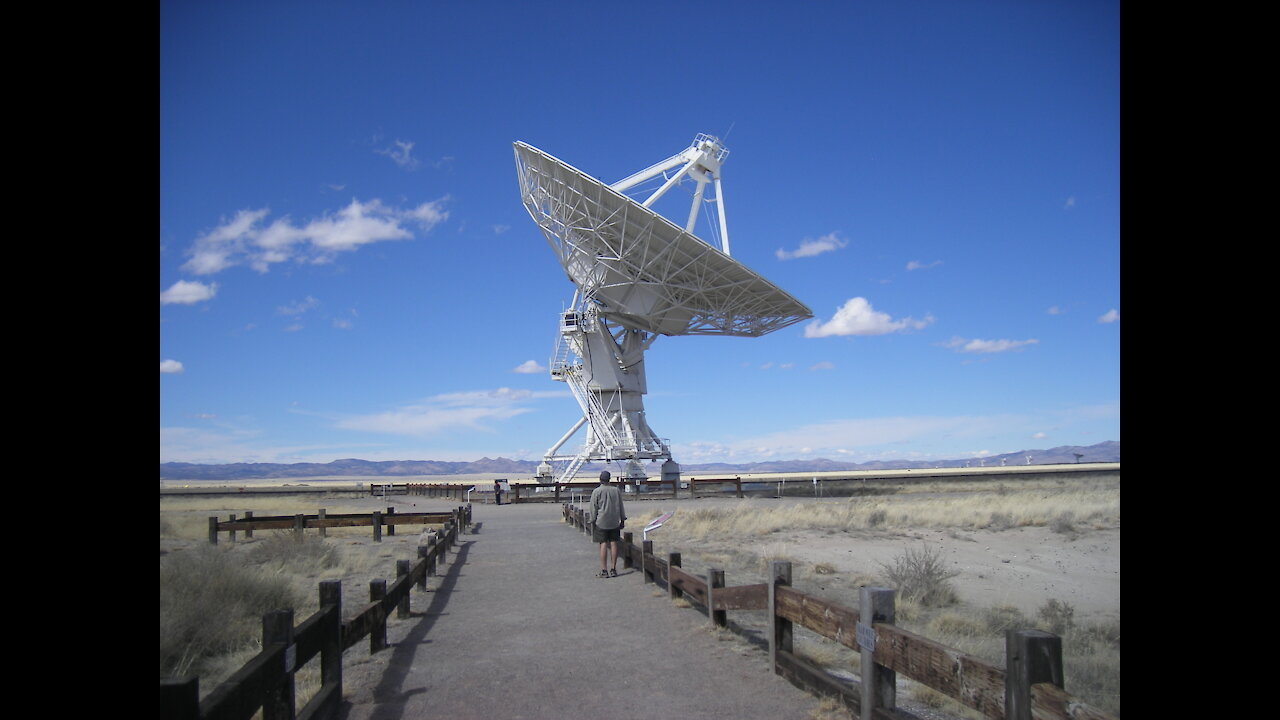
[514,135,812,490]
[538,303,682,486]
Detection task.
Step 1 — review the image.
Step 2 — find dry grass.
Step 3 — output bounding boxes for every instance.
[160,494,446,699]
[622,476,1121,717]
[632,476,1119,539]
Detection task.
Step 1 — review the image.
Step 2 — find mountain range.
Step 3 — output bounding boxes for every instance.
[159,441,1118,481]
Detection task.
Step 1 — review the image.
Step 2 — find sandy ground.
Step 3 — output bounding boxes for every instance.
[163,477,1119,625]
[164,481,1119,718]
[621,495,1119,626]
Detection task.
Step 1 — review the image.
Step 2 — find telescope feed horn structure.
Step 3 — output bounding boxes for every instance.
[514,135,811,485]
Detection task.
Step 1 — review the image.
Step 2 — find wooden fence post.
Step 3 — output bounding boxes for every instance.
[372,511,382,542]
[427,535,438,576]
[642,540,654,583]
[768,561,793,674]
[417,545,430,589]
[262,609,295,720]
[294,514,305,539]
[622,532,634,569]
[1005,629,1064,720]
[209,516,219,544]
[245,511,254,539]
[859,586,897,720]
[318,509,326,538]
[386,507,396,536]
[159,675,199,720]
[669,553,683,599]
[708,569,727,628]
[319,580,343,699]
[229,513,237,543]
[397,560,411,619]
[370,580,387,653]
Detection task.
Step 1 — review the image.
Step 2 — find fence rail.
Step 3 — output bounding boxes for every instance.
[162,504,472,720]
[563,504,1115,720]
[208,508,459,544]
[367,482,474,500]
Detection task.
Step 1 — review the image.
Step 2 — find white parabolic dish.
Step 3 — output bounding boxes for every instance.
[514,141,812,337]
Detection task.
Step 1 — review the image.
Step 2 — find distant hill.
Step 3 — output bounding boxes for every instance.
[159,441,1118,481]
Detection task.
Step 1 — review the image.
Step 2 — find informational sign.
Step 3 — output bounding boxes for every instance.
[856,622,876,652]
[643,511,675,540]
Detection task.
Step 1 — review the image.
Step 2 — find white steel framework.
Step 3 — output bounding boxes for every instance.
[514,135,812,484]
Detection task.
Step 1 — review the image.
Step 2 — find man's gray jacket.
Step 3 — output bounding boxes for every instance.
[588,483,627,530]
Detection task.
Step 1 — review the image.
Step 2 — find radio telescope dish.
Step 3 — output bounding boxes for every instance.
[514,134,812,485]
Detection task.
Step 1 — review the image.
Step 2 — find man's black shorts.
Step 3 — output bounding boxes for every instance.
[593,526,622,543]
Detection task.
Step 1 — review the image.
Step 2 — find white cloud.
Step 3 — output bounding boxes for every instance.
[514,360,545,374]
[1047,306,1063,315]
[333,310,357,330]
[809,361,835,371]
[906,259,942,271]
[277,296,320,316]
[776,232,848,260]
[942,337,1039,353]
[181,197,449,276]
[336,388,566,438]
[673,414,1029,464]
[376,139,419,170]
[804,297,934,338]
[1098,309,1120,323]
[160,359,184,374]
[160,280,218,305]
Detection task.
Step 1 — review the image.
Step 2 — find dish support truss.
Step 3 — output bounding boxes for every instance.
[516,135,812,485]
[535,292,679,485]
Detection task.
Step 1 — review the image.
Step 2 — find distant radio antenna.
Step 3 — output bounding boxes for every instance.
[515,135,811,485]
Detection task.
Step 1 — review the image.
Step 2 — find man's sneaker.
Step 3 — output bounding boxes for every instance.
[598,569,609,578]
[609,568,618,578]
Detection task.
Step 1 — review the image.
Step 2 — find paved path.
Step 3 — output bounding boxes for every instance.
[336,500,826,720]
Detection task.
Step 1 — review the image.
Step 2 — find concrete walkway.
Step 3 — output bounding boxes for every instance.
[336,499,826,720]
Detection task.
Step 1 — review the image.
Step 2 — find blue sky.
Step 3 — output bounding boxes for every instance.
[160,1,1119,467]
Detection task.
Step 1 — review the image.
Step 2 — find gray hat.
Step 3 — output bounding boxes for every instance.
[599,470,611,482]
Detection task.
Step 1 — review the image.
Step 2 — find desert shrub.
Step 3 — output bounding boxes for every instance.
[246,531,340,572]
[982,604,1029,634]
[929,612,985,637]
[867,509,887,527]
[877,545,959,607]
[1049,512,1075,535]
[160,545,301,677]
[1037,599,1076,635]
[987,512,1015,530]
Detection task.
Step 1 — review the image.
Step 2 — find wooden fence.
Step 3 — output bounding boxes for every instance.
[367,482,474,499]
[366,477,750,503]
[487,477,748,504]
[563,505,1115,720]
[161,504,472,720]
[208,508,462,544]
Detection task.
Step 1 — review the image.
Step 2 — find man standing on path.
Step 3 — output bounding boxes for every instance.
[588,470,627,578]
